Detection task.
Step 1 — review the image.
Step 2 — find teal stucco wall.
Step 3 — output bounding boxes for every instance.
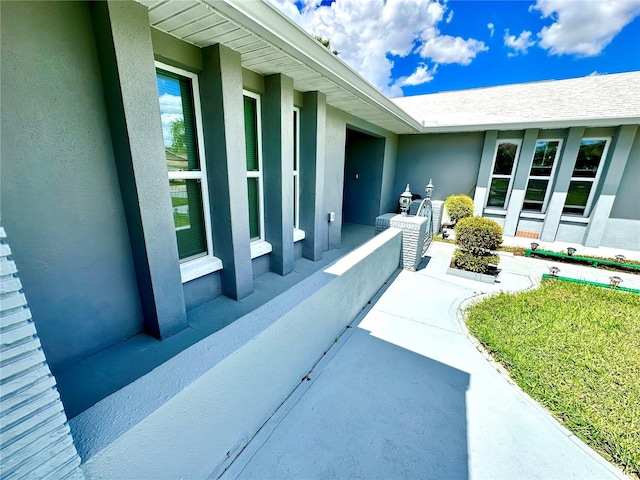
[0,1,145,371]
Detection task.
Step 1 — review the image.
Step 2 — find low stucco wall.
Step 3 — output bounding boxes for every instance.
[600,218,640,251]
[80,227,402,479]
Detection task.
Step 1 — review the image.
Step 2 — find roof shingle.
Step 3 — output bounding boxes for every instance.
[393,71,640,131]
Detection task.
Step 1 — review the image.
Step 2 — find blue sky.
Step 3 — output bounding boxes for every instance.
[269,0,640,97]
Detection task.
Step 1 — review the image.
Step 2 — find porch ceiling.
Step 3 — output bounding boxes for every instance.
[135,0,422,135]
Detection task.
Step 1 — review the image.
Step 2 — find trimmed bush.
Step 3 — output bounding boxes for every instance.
[453,216,503,274]
[453,250,499,273]
[444,194,474,224]
[455,216,503,255]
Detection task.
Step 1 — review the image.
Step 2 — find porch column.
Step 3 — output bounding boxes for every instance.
[299,91,327,261]
[262,74,295,275]
[90,0,187,339]
[473,130,498,215]
[503,129,539,236]
[583,125,638,247]
[200,44,254,299]
[540,127,585,242]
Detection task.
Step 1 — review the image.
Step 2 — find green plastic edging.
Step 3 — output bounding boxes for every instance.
[526,249,640,271]
[541,274,640,294]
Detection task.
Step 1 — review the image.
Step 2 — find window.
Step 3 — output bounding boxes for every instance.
[486,140,521,209]
[293,107,300,230]
[563,138,609,216]
[156,63,219,282]
[243,91,264,242]
[522,140,562,212]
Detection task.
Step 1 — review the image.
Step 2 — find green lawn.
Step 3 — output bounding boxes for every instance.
[466,280,640,478]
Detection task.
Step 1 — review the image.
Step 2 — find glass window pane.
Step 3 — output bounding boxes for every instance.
[293,177,297,228]
[157,70,199,171]
[493,142,518,175]
[563,181,592,215]
[573,139,606,178]
[244,96,259,172]
[293,110,298,171]
[487,178,510,208]
[170,179,206,259]
[531,141,559,176]
[523,179,549,212]
[247,178,260,240]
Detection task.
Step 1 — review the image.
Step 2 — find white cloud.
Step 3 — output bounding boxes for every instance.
[418,34,488,65]
[395,63,438,87]
[268,0,487,96]
[487,22,495,38]
[446,11,454,23]
[531,0,640,56]
[158,93,183,146]
[504,29,535,56]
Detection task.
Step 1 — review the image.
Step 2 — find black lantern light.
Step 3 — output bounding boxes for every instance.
[530,242,539,251]
[548,266,560,277]
[566,247,576,256]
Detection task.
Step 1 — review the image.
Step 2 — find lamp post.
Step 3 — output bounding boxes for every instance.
[425,179,434,200]
[399,184,412,216]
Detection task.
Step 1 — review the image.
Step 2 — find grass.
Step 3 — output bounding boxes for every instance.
[173,212,190,228]
[466,280,640,478]
[171,196,188,207]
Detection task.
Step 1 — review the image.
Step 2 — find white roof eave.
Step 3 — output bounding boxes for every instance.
[416,116,640,134]
[205,0,422,134]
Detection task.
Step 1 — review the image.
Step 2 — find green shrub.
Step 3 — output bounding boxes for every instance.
[452,216,503,274]
[455,216,503,255]
[444,194,474,224]
[452,250,499,273]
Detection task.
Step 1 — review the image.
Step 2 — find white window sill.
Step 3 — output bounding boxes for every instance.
[293,228,306,242]
[181,255,223,284]
[483,208,507,216]
[250,240,272,259]
[560,215,590,224]
[519,212,546,220]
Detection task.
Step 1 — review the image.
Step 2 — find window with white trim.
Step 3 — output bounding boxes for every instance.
[156,64,215,278]
[562,138,610,216]
[486,140,521,209]
[293,107,300,230]
[243,91,264,242]
[522,139,563,212]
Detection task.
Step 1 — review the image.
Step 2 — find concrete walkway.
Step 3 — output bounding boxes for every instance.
[219,242,631,480]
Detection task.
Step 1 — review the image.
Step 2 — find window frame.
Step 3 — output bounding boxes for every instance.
[522,138,563,214]
[155,61,221,283]
[243,90,272,259]
[485,139,522,210]
[292,107,305,242]
[293,107,300,229]
[562,137,611,217]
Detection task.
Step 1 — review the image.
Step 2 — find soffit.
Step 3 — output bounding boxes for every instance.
[135,0,421,134]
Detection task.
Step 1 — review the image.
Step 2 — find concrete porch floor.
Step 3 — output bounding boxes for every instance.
[218,241,632,480]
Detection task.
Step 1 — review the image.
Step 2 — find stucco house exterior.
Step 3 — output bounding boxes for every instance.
[393,72,640,250]
[1,0,638,478]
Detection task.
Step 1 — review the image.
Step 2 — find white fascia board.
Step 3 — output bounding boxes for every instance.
[417,116,640,134]
[207,0,422,133]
